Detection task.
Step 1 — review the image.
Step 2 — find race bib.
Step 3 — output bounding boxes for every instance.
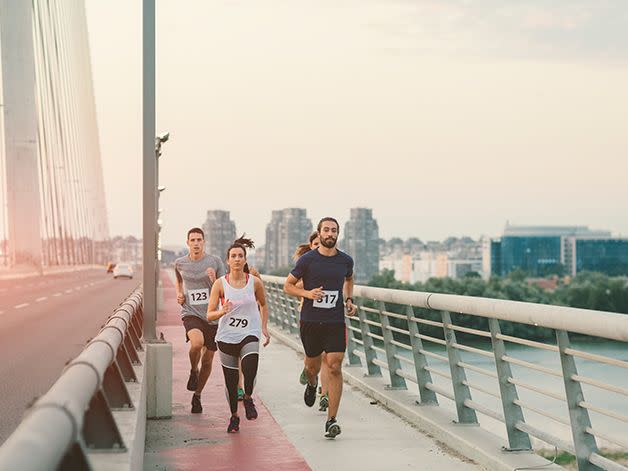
[313,290,339,309]
[188,288,209,305]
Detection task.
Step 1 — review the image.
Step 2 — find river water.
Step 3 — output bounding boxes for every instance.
[373,339,628,450]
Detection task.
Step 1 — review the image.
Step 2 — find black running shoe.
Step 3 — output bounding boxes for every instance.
[243,397,258,420]
[227,415,240,433]
[187,369,198,391]
[304,382,317,407]
[325,418,341,439]
[191,394,202,413]
[318,393,329,412]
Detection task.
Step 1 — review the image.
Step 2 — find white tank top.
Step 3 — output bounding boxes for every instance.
[216,274,261,344]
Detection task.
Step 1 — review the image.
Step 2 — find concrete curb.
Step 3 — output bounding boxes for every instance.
[0,265,103,280]
[90,350,147,471]
[268,325,563,471]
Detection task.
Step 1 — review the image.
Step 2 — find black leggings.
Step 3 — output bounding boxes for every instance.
[218,336,259,414]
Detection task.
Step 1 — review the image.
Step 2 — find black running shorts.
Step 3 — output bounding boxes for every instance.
[183,316,218,351]
[299,321,346,358]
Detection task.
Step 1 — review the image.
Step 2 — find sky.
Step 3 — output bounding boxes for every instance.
[85,0,628,248]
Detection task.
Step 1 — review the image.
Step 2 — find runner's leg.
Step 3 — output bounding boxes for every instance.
[187,329,204,372]
[196,348,214,395]
[325,351,345,420]
[219,348,240,415]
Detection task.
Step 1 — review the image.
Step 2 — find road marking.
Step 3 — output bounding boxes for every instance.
[36,296,48,302]
[75,286,81,291]
[14,303,29,309]
[15,285,22,289]
[83,284,89,288]
[0,288,6,292]
[53,292,62,297]
[65,289,73,293]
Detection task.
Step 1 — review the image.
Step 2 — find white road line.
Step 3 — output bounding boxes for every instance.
[53,292,62,297]
[36,296,48,302]
[0,288,6,292]
[75,286,81,291]
[14,303,29,309]
[83,284,89,288]
[65,289,73,293]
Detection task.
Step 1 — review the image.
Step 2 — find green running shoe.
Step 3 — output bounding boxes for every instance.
[299,368,308,385]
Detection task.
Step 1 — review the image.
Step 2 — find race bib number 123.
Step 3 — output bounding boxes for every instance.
[188,288,209,305]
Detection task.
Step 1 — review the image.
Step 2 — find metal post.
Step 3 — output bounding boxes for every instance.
[556,330,602,471]
[442,311,477,424]
[488,318,531,451]
[345,316,362,366]
[405,305,437,404]
[378,301,407,389]
[142,0,157,340]
[356,299,382,377]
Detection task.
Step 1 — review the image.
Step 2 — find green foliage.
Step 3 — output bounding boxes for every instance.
[366,270,628,340]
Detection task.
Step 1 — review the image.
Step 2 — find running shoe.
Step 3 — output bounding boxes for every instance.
[318,393,329,412]
[243,397,258,420]
[324,418,341,439]
[304,381,317,407]
[237,387,245,401]
[299,368,308,385]
[186,369,198,391]
[191,393,202,414]
[227,415,240,433]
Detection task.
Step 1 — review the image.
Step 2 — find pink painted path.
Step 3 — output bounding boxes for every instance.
[144,271,311,471]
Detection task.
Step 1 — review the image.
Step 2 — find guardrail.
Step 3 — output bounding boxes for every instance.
[0,288,144,470]
[262,275,628,471]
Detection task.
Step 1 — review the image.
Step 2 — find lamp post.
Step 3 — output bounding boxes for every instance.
[143,0,172,419]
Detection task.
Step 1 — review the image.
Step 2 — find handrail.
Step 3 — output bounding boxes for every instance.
[262,275,628,471]
[262,275,628,342]
[0,288,143,470]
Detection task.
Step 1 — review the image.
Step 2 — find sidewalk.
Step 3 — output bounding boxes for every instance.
[144,272,482,471]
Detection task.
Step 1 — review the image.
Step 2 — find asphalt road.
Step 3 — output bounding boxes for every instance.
[0,268,142,444]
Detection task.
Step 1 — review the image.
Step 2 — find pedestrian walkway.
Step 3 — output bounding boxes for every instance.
[144,271,482,471]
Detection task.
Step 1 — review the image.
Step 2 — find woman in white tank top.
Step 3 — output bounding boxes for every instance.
[207,236,270,433]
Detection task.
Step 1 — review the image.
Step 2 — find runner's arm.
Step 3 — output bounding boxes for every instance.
[343,275,357,316]
[284,274,323,300]
[254,278,271,346]
[175,267,185,305]
[206,279,231,321]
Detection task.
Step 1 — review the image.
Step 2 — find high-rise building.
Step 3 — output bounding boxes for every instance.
[486,224,615,277]
[264,208,312,273]
[343,208,379,283]
[202,210,236,260]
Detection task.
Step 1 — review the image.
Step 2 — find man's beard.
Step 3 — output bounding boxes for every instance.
[321,236,337,249]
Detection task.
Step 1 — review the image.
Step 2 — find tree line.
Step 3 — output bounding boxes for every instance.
[365,270,628,340]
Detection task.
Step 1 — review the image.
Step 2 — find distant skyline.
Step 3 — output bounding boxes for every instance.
[85,1,628,247]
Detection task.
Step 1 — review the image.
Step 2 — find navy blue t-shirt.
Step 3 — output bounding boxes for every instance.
[290,248,354,323]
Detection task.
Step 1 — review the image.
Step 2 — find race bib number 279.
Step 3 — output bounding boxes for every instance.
[313,290,339,309]
[188,288,209,305]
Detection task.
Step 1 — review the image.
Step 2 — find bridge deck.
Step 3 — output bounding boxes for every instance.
[144,273,481,471]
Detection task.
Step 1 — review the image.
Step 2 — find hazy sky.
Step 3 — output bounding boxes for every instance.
[85,1,628,248]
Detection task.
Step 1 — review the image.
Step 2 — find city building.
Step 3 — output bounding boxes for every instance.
[202,210,236,260]
[264,208,312,273]
[342,208,380,283]
[484,224,622,277]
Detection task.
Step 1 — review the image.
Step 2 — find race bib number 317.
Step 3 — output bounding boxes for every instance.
[313,290,339,309]
[188,288,209,305]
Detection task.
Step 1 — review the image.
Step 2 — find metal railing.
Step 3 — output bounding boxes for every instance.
[0,288,144,471]
[262,275,628,471]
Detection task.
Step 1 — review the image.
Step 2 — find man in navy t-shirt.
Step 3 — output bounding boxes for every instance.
[284,217,356,439]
